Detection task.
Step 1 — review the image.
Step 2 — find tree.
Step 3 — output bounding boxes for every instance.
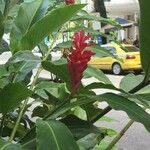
[94,0,107,43]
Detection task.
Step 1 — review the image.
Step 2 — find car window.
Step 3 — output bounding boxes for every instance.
[105,47,117,54]
[123,46,139,52]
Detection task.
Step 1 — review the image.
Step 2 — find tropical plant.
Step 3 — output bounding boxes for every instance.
[0,0,149,150]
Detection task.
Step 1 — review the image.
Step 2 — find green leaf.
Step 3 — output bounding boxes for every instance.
[81,102,103,122]
[42,60,70,84]
[65,26,112,39]
[38,41,48,56]
[0,65,9,79]
[136,84,150,94]
[0,11,4,42]
[61,115,105,140]
[32,105,49,118]
[34,81,69,100]
[36,119,79,150]
[93,140,116,150]
[34,81,60,99]
[0,138,22,150]
[73,106,87,121]
[7,50,41,82]
[7,50,41,64]
[138,1,150,81]
[88,45,115,58]
[0,77,9,89]
[77,133,102,150]
[71,14,121,28]
[80,93,150,132]
[99,116,117,123]
[20,128,36,150]
[105,128,117,137]
[19,4,85,51]
[0,83,32,114]
[119,74,144,92]
[10,0,49,52]
[85,82,122,92]
[84,66,112,84]
[57,41,72,49]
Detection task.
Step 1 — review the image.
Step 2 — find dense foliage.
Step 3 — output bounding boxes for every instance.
[0,0,149,149]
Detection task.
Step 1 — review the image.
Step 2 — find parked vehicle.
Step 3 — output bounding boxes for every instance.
[89,43,142,75]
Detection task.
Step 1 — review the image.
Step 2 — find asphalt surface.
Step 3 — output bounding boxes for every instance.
[0,52,150,150]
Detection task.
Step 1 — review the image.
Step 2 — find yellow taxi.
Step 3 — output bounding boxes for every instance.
[89,43,142,75]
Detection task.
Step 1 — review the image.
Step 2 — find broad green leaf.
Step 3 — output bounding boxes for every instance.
[138,1,150,81]
[38,41,48,56]
[6,51,41,82]
[85,82,122,92]
[36,119,79,150]
[0,1,5,13]
[84,66,112,84]
[34,81,69,100]
[81,102,103,122]
[32,105,49,118]
[0,139,22,150]
[0,77,9,89]
[93,140,116,150]
[79,93,150,132]
[120,74,144,92]
[10,0,49,52]
[61,115,105,140]
[0,65,9,79]
[99,116,117,123]
[0,83,32,114]
[19,4,85,51]
[77,133,102,150]
[57,41,72,49]
[71,14,121,28]
[65,25,114,40]
[7,50,41,64]
[73,106,87,121]
[126,93,150,108]
[42,60,70,85]
[34,81,60,99]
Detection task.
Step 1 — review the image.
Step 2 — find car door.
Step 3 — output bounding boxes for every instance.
[89,46,117,70]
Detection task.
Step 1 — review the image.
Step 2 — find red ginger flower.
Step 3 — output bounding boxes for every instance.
[67,30,95,95]
[64,0,75,5]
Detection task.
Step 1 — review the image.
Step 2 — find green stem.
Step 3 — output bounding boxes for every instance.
[0,114,6,136]
[9,32,60,142]
[105,120,134,150]
[91,106,112,124]
[9,100,28,142]
[19,100,68,143]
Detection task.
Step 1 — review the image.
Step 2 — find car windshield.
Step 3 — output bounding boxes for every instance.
[123,46,140,52]
[105,47,116,54]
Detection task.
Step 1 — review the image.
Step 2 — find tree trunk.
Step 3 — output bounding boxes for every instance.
[94,0,107,21]
[94,0,107,44]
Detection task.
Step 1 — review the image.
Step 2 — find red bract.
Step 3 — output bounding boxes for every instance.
[64,0,75,5]
[67,30,95,95]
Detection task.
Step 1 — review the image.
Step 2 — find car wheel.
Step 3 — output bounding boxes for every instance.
[112,63,122,75]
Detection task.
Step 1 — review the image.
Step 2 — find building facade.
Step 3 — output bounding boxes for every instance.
[105,0,139,41]
[82,0,140,42]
